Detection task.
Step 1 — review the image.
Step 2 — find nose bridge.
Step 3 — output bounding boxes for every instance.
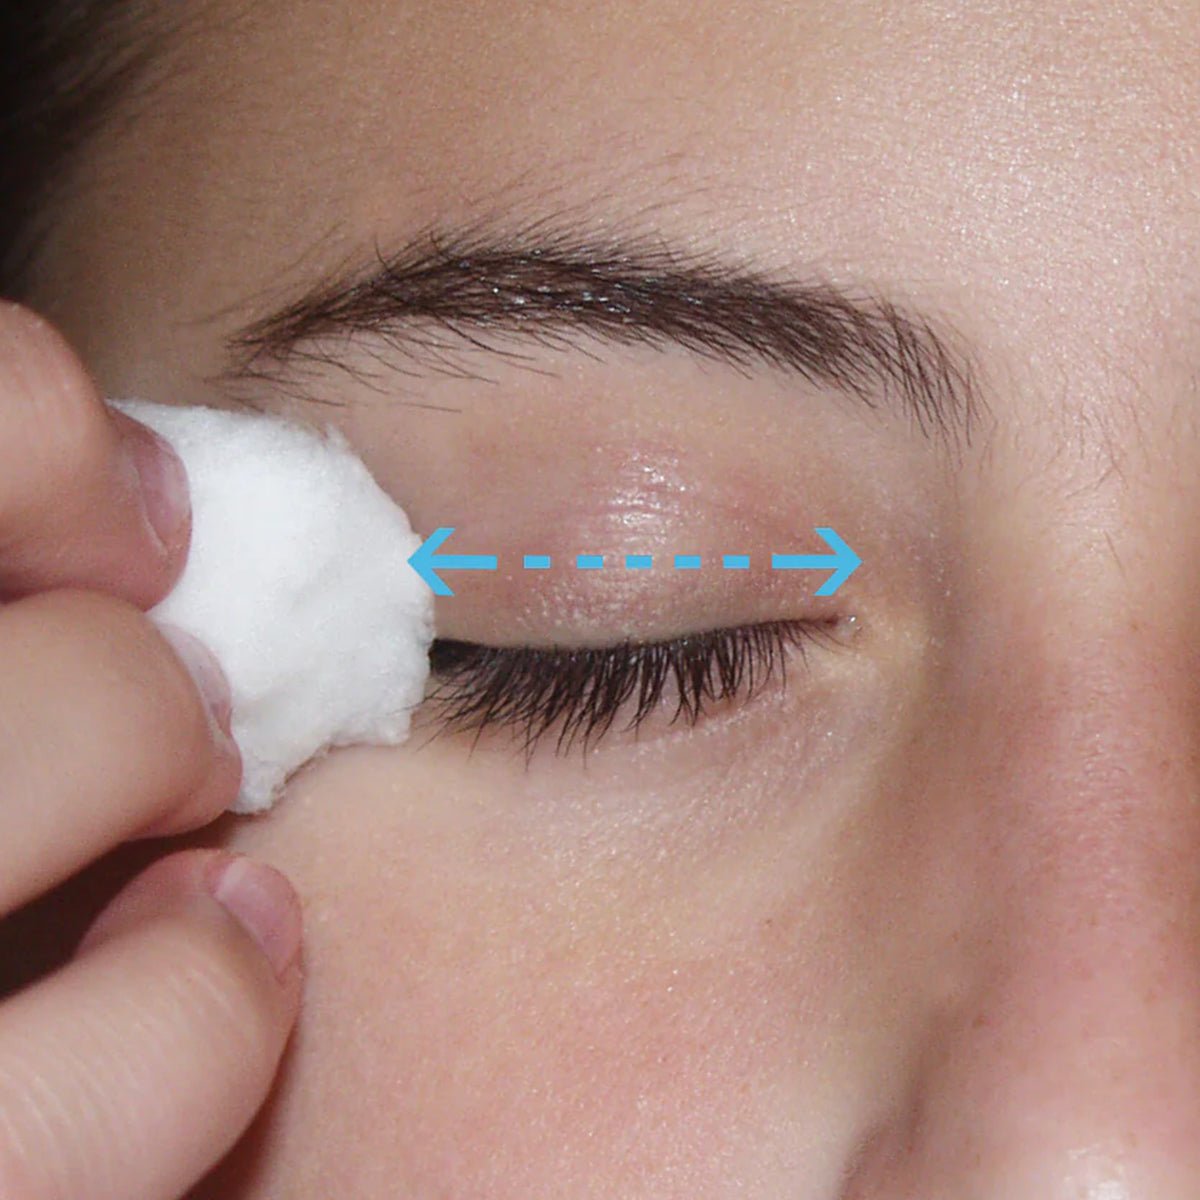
[995,618,1200,936]
[868,602,1200,1196]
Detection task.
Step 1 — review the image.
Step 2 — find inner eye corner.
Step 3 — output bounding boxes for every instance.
[812,609,867,649]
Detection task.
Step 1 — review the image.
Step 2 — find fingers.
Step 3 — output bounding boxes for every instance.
[0,589,242,917]
[0,850,303,1200]
[0,302,190,609]
[0,305,294,1200]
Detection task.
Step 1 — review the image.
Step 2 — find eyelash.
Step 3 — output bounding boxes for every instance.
[421,618,846,758]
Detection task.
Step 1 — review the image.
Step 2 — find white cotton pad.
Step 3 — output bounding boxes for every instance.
[109,399,435,814]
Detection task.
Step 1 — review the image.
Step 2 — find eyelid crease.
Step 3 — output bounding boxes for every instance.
[415,617,852,761]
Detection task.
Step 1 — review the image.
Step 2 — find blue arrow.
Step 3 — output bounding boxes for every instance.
[771,527,861,596]
[407,527,497,596]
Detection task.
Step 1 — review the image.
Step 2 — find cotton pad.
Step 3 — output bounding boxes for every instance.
[109,399,435,814]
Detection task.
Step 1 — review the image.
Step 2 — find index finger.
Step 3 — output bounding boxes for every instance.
[0,302,191,609]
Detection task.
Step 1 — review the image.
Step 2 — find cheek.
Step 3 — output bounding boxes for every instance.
[210,737,874,1197]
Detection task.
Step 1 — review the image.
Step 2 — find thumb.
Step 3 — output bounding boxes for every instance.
[0,850,303,1200]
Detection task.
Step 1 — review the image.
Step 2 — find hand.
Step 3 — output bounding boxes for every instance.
[0,302,303,1200]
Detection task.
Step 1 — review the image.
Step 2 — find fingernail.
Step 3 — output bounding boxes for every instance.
[158,623,234,732]
[207,854,302,979]
[124,419,190,553]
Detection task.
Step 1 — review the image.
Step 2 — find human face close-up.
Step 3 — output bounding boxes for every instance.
[8,1,1200,1196]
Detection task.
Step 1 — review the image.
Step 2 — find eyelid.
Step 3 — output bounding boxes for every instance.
[434,550,855,649]
[418,617,852,759]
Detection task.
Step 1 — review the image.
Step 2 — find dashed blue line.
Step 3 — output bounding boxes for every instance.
[411,526,858,593]
[520,552,755,569]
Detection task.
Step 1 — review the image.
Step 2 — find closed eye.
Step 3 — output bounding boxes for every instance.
[418,618,851,759]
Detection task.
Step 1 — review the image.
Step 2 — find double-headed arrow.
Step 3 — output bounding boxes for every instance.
[407,526,860,596]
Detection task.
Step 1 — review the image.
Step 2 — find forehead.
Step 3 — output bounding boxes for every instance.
[37,0,1200,429]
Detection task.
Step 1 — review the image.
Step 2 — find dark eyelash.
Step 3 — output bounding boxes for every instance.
[420,619,845,759]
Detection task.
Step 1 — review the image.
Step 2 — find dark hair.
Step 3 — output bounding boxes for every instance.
[0,1,168,300]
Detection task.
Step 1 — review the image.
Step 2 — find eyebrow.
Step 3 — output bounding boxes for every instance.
[215,219,987,451]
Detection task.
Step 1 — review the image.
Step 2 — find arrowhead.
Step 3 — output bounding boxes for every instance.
[407,527,457,596]
[812,527,861,596]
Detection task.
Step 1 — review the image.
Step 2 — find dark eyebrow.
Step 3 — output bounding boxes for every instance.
[215,219,987,452]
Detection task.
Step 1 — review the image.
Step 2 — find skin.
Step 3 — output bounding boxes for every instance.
[4,0,1200,1194]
